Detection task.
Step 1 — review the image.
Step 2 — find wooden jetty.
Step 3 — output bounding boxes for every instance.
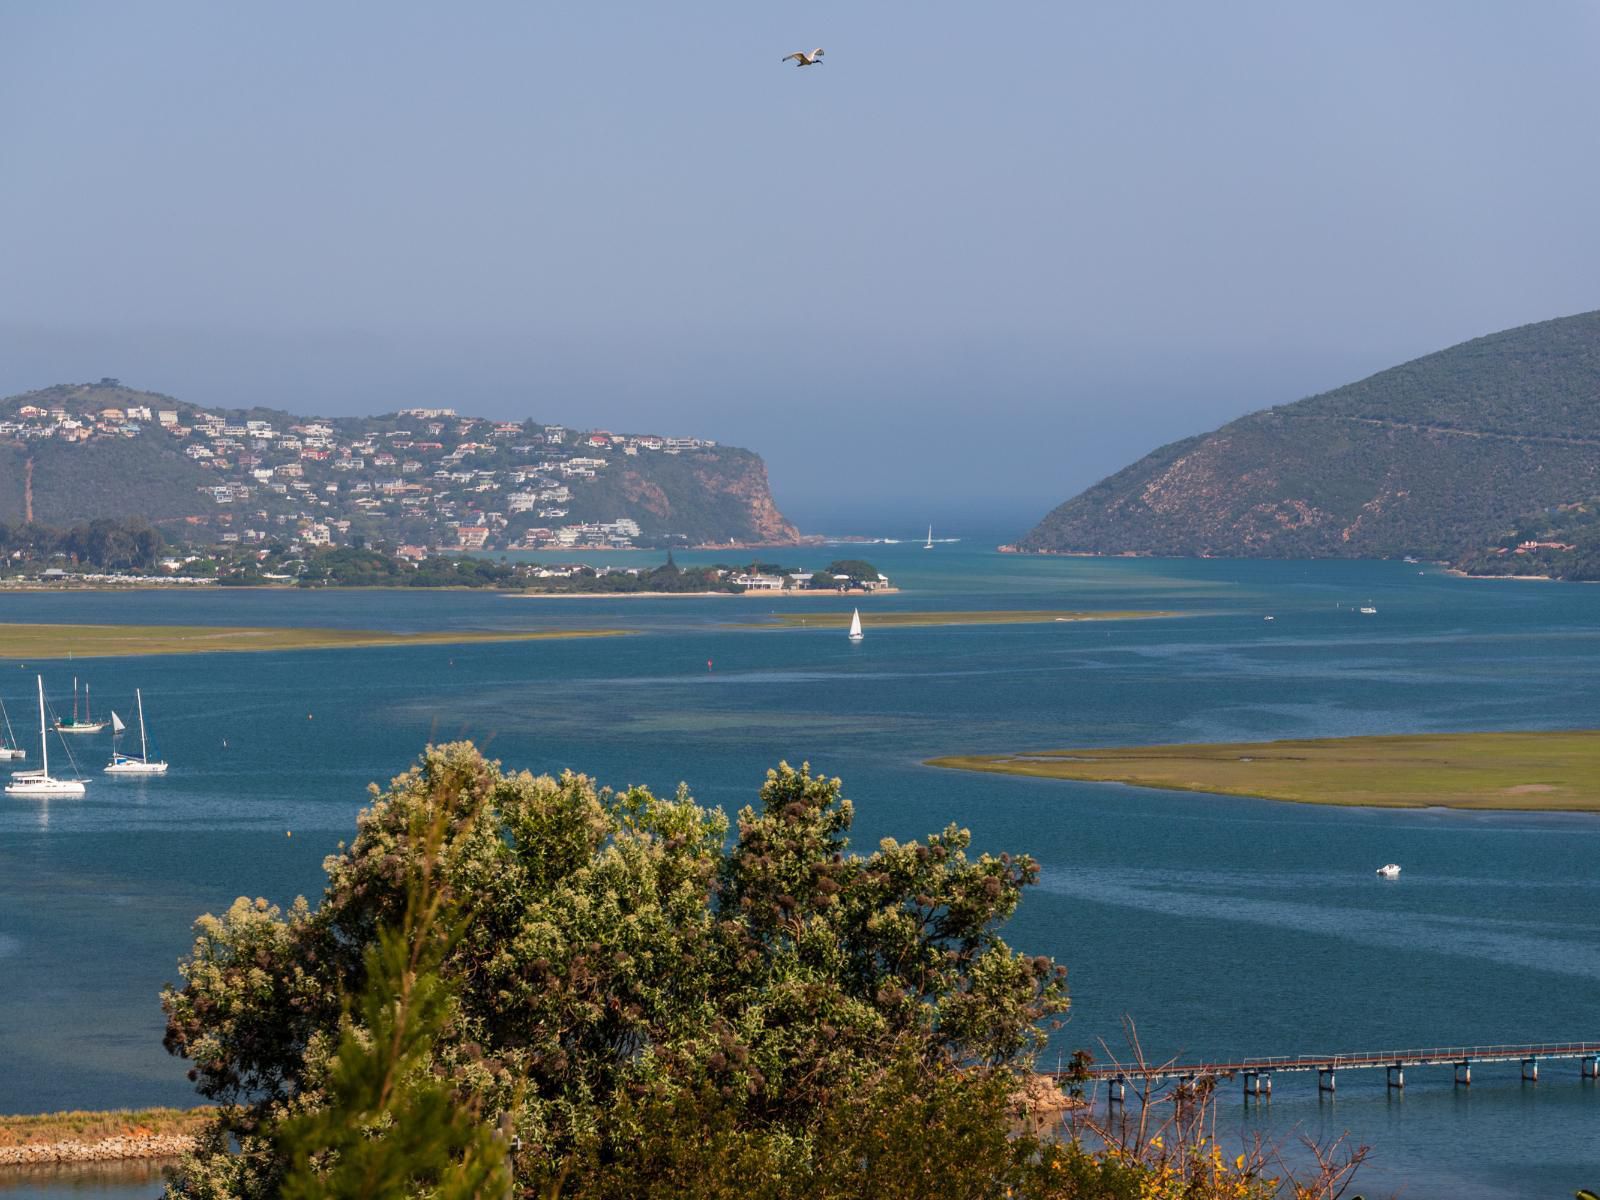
[1059,1041,1600,1106]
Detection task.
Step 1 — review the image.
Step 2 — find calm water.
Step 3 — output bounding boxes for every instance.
[1,543,1597,1197]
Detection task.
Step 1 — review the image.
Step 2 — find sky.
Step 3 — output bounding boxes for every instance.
[3,2,1599,534]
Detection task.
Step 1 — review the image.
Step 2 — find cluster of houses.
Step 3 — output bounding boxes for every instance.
[4,388,722,555]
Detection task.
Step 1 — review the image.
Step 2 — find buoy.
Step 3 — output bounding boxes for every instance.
[286,830,292,838]
[308,713,313,720]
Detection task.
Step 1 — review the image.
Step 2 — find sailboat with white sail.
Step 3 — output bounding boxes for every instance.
[0,697,25,761]
[924,525,934,550]
[847,608,864,642]
[7,676,87,797]
[54,676,107,734]
[106,689,168,775]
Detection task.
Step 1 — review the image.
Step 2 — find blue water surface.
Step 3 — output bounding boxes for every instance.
[1,543,1596,1198]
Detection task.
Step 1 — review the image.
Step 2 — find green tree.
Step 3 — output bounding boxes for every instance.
[823,558,881,583]
[161,744,1066,1197]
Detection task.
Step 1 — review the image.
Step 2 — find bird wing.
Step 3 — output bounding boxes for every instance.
[812,48,825,57]
[781,52,801,62]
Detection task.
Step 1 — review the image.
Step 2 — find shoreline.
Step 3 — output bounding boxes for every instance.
[505,588,902,600]
[0,1133,194,1166]
[1,1107,210,1168]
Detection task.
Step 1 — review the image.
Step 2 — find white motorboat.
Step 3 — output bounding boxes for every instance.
[1376,863,1401,878]
[1359,605,1378,615]
[7,676,87,797]
[105,689,168,775]
[847,608,864,642]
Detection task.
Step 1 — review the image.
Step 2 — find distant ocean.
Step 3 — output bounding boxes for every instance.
[2,540,1597,1198]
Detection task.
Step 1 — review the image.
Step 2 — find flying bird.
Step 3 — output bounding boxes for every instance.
[781,48,825,67]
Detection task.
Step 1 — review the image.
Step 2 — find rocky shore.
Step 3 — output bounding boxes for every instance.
[0,1132,195,1165]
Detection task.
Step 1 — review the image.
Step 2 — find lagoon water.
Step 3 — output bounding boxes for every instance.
[1,541,1597,1197]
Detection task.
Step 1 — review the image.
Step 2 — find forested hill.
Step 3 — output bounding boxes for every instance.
[1019,311,1600,565]
[0,382,799,550]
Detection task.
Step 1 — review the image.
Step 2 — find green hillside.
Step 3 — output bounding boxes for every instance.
[1020,311,1600,565]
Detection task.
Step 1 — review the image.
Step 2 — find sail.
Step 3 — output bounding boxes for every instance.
[848,609,862,639]
[111,712,126,734]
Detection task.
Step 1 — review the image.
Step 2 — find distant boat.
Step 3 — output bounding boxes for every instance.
[105,689,168,776]
[0,697,25,761]
[1263,615,1275,622]
[1359,604,1378,615]
[54,676,107,734]
[847,609,864,642]
[1376,863,1401,879]
[1403,556,1419,564]
[924,525,934,550]
[7,676,86,797]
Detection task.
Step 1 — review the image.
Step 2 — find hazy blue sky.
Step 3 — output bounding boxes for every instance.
[4,2,1598,532]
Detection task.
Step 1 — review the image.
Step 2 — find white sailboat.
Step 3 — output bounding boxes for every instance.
[847,608,864,642]
[7,676,87,797]
[106,689,168,775]
[924,525,934,550]
[0,697,25,761]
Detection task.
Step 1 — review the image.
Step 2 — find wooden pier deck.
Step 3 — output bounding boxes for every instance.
[1057,1041,1600,1103]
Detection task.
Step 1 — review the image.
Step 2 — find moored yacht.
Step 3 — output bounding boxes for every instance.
[7,677,87,797]
[105,689,168,775]
[0,697,25,761]
[1376,863,1401,878]
[54,677,107,734]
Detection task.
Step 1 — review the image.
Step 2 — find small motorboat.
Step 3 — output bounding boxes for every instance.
[1376,863,1401,879]
[1359,605,1378,615]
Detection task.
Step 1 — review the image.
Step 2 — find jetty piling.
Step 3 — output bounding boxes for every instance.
[1059,1040,1600,1102]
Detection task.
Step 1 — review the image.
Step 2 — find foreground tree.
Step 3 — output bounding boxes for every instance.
[161,744,1068,1197]
[162,745,1368,1198]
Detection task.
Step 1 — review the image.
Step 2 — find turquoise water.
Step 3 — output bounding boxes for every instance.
[1,544,1597,1197]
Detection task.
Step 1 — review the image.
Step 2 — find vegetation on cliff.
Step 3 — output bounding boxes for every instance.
[1453,494,1600,581]
[1021,310,1600,563]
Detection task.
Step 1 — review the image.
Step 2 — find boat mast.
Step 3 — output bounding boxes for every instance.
[137,689,148,762]
[38,676,48,779]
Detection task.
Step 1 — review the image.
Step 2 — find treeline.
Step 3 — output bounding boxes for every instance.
[1454,497,1600,581]
[0,517,165,571]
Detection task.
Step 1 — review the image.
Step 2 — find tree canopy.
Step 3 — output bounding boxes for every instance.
[160,744,1067,1197]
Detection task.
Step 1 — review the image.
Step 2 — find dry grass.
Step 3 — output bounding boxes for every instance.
[930,730,1600,812]
[0,1107,212,1147]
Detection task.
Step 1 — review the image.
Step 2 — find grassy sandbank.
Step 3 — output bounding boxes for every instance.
[929,731,1600,812]
[0,1107,211,1148]
[754,609,1176,630]
[0,623,626,659]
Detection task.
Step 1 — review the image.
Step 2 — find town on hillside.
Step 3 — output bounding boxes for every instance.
[1,381,795,554]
